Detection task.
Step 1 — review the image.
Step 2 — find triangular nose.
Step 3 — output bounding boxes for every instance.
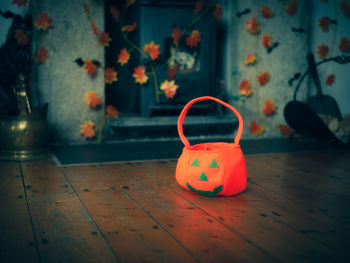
[197,171,208,181]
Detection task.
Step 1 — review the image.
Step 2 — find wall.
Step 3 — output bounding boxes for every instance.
[226,0,310,140]
[309,0,350,116]
[33,0,105,143]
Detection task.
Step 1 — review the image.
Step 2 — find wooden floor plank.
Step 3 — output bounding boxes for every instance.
[247,153,350,199]
[134,161,342,262]
[101,163,275,263]
[20,160,119,263]
[0,161,39,263]
[62,165,198,263]
[245,154,350,222]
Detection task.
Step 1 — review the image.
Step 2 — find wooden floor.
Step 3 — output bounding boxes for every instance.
[1,149,350,263]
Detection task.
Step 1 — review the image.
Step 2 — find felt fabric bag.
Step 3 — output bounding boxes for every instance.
[175,96,247,197]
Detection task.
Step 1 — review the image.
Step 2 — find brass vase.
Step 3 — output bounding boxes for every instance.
[0,103,49,161]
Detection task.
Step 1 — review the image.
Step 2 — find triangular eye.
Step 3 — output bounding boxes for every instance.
[197,171,208,181]
[208,158,219,168]
[190,158,200,167]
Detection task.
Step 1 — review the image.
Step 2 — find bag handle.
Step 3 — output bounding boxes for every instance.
[177,96,243,147]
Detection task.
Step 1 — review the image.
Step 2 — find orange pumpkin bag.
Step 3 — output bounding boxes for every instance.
[176,96,247,197]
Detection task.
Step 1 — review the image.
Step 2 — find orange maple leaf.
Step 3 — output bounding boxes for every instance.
[144,41,161,60]
[186,30,201,48]
[106,105,120,118]
[160,80,179,99]
[172,27,182,45]
[12,0,28,7]
[84,91,101,108]
[15,29,29,46]
[339,37,350,52]
[262,99,276,116]
[90,20,99,35]
[133,65,148,84]
[98,31,111,47]
[326,74,336,86]
[278,125,292,138]
[194,0,204,14]
[34,12,53,31]
[34,47,48,64]
[317,44,329,59]
[340,1,350,17]
[318,17,331,31]
[83,58,98,76]
[125,0,135,8]
[80,121,95,139]
[245,18,260,34]
[122,22,137,32]
[286,0,298,15]
[244,53,256,65]
[213,4,222,20]
[262,34,272,48]
[118,48,130,66]
[168,64,178,80]
[110,7,120,21]
[261,6,274,18]
[239,80,252,97]
[258,72,270,86]
[249,121,264,136]
[105,68,118,84]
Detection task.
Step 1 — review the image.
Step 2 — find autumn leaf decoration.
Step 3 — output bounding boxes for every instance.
[84,91,101,108]
[186,30,201,48]
[15,29,29,46]
[286,0,298,15]
[12,0,28,7]
[168,64,178,80]
[326,74,336,86]
[279,125,292,138]
[98,31,112,47]
[339,37,350,53]
[261,6,274,18]
[194,0,204,14]
[110,7,120,22]
[83,58,98,76]
[105,68,118,84]
[244,53,256,65]
[213,4,222,20]
[239,80,252,97]
[160,80,179,99]
[340,1,350,17]
[122,22,137,32]
[245,18,260,34]
[34,47,48,64]
[106,105,120,118]
[258,72,270,86]
[118,48,130,66]
[250,121,264,136]
[262,99,276,116]
[34,12,53,31]
[262,34,272,49]
[172,27,182,45]
[144,41,161,60]
[317,44,329,59]
[133,65,148,84]
[80,121,95,139]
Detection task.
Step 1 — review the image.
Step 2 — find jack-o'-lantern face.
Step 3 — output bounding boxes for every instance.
[186,157,223,197]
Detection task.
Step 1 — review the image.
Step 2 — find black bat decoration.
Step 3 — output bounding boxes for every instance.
[267,42,279,54]
[74,58,101,67]
[288,73,301,87]
[0,10,20,19]
[74,58,84,67]
[236,9,251,18]
[291,27,305,33]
